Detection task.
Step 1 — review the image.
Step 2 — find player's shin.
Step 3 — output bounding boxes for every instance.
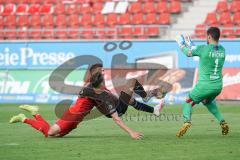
[204,100,224,123]
[23,118,50,137]
[183,101,193,123]
[131,100,154,113]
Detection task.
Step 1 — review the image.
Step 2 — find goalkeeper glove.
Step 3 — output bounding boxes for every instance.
[175,35,186,49]
[184,35,196,50]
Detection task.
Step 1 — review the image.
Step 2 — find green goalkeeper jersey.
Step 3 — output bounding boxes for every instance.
[183,44,225,89]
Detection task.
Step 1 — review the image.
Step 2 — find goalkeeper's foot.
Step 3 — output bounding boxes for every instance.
[220,121,229,135]
[19,105,39,115]
[176,122,191,138]
[153,99,165,116]
[9,113,26,123]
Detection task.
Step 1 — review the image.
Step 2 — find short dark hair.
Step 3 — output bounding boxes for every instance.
[207,27,220,42]
[89,63,103,73]
[90,72,104,88]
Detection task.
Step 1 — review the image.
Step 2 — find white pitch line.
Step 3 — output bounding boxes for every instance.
[0,143,19,147]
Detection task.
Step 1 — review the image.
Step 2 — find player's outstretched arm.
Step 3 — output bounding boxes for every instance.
[175,35,196,57]
[111,112,144,140]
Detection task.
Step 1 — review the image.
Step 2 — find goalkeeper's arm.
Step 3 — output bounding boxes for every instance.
[175,35,197,57]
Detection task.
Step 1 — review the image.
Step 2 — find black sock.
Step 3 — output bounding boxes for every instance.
[132,100,154,113]
[134,80,147,98]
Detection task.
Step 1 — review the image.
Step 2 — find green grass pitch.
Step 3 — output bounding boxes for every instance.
[0,103,240,160]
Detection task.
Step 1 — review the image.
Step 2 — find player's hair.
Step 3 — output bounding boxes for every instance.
[89,63,103,73]
[90,72,104,88]
[207,27,220,42]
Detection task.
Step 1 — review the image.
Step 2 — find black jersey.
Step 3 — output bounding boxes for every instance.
[79,84,119,117]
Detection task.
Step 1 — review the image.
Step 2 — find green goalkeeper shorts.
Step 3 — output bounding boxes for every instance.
[189,84,222,104]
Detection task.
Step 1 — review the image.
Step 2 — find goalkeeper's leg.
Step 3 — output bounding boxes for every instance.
[203,100,229,135]
[176,98,195,137]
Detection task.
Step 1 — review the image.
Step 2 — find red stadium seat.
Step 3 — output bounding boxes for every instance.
[42,15,54,26]
[80,14,93,26]
[117,26,132,38]
[80,26,95,39]
[17,15,28,27]
[143,2,155,13]
[0,5,3,15]
[17,27,28,39]
[2,4,15,15]
[157,13,170,25]
[170,1,181,14]
[128,2,142,14]
[45,0,58,4]
[132,26,144,37]
[216,1,228,13]
[4,15,16,26]
[68,26,80,39]
[102,26,116,38]
[29,15,41,26]
[132,13,144,25]
[145,13,157,24]
[94,25,105,39]
[119,13,131,25]
[156,2,169,13]
[68,14,80,26]
[80,3,92,14]
[28,0,42,4]
[233,12,240,25]
[205,12,218,25]
[29,26,42,39]
[42,26,54,39]
[236,24,240,36]
[16,4,28,15]
[222,24,235,37]
[4,26,17,40]
[66,4,79,15]
[195,24,206,36]
[13,0,28,3]
[39,4,53,15]
[92,3,103,14]
[230,1,240,13]
[144,27,159,37]
[0,16,3,27]
[55,15,67,26]
[93,14,105,26]
[54,3,66,15]
[55,26,68,39]
[106,13,118,26]
[219,12,232,25]
[28,4,40,15]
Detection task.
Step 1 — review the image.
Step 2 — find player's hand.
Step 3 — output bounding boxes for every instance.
[184,35,196,50]
[130,131,144,140]
[175,34,186,49]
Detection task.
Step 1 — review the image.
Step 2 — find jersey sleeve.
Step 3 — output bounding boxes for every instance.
[191,45,205,57]
[181,45,205,57]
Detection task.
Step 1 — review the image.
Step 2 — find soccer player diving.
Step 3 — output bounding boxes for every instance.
[9,63,168,140]
[175,27,229,137]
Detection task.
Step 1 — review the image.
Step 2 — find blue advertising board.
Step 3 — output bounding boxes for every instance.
[0,41,239,69]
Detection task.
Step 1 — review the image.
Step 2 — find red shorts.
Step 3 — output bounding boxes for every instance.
[56,97,96,137]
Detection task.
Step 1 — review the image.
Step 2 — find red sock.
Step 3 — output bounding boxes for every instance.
[24,114,50,137]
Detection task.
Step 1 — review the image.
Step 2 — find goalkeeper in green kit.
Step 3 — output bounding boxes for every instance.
[175,27,229,137]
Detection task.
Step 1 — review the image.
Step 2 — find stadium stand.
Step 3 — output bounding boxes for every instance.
[1,0,239,40]
[0,0,195,40]
[194,0,240,39]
